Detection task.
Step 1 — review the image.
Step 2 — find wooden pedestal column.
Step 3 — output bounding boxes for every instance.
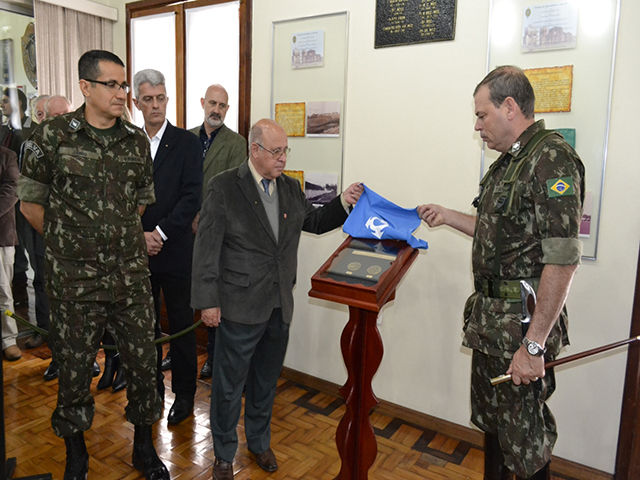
[309,237,418,480]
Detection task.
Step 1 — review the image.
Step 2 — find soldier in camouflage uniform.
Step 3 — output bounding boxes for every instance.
[18,50,170,480]
[418,66,584,480]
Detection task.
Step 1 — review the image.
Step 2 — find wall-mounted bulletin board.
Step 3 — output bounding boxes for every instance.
[485,0,621,259]
[271,12,349,205]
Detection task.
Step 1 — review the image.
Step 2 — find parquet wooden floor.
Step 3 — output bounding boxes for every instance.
[5,301,579,479]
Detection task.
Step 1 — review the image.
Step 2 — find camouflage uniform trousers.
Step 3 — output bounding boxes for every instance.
[49,294,162,438]
[470,350,557,478]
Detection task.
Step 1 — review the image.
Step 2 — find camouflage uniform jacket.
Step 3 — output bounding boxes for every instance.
[17,105,155,302]
[463,120,585,358]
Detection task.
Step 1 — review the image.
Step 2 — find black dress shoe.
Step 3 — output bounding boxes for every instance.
[132,425,170,480]
[212,458,234,480]
[44,360,59,381]
[253,448,277,472]
[200,355,213,378]
[12,272,28,306]
[92,361,101,377]
[97,353,120,390]
[167,397,194,425]
[112,361,127,392]
[25,332,45,349]
[161,351,171,371]
[64,432,89,480]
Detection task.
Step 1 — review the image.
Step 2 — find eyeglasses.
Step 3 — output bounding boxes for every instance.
[254,142,291,159]
[84,79,131,94]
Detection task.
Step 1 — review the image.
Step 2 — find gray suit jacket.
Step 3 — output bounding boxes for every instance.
[188,123,246,201]
[191,160,348,325]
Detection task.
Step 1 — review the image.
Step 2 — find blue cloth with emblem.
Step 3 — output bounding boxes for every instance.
[343,185,428,249]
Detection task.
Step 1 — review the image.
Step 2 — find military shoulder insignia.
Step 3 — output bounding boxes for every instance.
[69,118,81,131]
[124,123,137,135]
[24,140,43,158]
[547,177,574,198]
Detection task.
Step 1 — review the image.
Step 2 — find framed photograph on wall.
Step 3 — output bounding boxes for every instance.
[485,0,621,259]
[0,39,15,85]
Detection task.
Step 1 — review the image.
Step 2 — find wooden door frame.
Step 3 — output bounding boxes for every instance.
[125,0,251,138]
[615,243,640,479]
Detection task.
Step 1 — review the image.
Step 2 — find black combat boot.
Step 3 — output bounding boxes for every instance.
[132,425,170,480]
[97,352,120,390]
[112,359,127,392]
[63,432,89,480]
[484,433,514,480]
[516,462,551,480]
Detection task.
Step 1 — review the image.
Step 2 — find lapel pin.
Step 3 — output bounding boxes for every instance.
[284,214,287,219]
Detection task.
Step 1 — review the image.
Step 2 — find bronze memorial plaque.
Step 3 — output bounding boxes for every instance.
[325,239,399,287]
[375,0,457,48]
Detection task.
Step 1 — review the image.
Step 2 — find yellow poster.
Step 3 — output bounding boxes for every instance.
[524,65,573,113]
[275,102,306,137]
[284,170,304,192]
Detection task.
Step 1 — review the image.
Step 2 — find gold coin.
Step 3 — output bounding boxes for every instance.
[367,265,382,275]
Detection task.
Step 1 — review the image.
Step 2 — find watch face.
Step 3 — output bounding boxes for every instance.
[527,342,539,355]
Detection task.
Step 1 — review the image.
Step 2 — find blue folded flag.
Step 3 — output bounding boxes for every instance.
[343,185,428,249]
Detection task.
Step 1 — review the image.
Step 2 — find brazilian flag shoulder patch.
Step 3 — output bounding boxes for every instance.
[546,177,574,198]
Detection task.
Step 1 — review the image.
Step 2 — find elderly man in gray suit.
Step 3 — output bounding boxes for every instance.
[185,83,246,379]
[192,118,363,480]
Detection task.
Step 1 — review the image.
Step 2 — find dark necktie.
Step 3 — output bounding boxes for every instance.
[261,179,270,196]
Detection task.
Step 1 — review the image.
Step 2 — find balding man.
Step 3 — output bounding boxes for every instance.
[185,84,246,379]
[45,95,72,119]
[192,118,363,479]
[33,95,50,124]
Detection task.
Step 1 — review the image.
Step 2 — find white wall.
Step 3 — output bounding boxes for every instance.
[250,0,640,475]
[100,0,640,474]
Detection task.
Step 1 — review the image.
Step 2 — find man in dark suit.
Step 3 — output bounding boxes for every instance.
[133,69,202,425]
[191,118,363,480]
[187,84,246,379]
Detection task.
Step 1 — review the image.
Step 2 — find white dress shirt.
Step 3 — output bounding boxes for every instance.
[144,118,169,240]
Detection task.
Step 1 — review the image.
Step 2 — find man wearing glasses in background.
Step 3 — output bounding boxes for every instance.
[191,118,363,480]
[18,50,169,480]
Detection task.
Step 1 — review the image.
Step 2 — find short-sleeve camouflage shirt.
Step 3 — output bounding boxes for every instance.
[463,120,585,357]
[17,105,155,302]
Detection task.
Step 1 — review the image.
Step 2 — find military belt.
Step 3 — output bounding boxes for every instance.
[475,277,540,300]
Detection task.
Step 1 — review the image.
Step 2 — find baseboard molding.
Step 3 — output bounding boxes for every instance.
[280,367,613,480]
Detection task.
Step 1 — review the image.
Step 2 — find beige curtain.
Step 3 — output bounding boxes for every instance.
[34,0,113,109]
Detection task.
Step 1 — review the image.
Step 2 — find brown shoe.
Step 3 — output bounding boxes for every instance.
[253,448,278,472]
[212,458,233,480]
[4,345,21,361]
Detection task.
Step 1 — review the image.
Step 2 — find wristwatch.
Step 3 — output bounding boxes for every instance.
[523,337,546,357]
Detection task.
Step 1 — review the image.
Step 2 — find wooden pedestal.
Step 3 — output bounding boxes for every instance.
[309,237,418,479]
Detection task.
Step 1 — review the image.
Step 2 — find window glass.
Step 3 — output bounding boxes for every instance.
[130,12,177,127]
[185,1,239,131]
